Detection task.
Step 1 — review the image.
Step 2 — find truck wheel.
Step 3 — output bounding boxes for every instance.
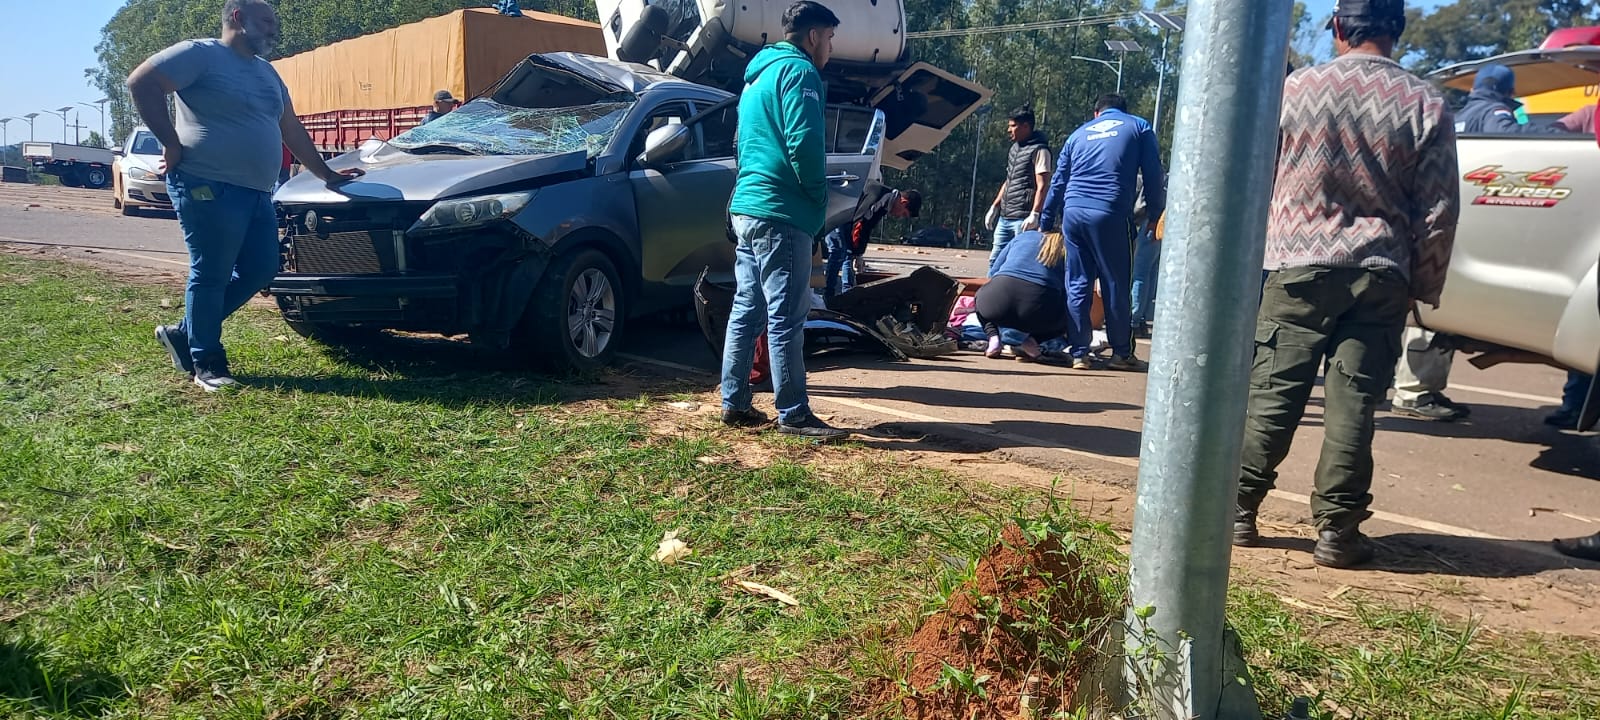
[518,248,625,372]
[82,167,110,189]
[61,174,83,188]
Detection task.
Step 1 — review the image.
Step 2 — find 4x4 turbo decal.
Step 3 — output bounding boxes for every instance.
[1463,165,1572,208]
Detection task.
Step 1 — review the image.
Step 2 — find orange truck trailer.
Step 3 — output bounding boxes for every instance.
[272,8,605,154]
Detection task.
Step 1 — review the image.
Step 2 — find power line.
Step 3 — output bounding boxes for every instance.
[906,11,1141,40]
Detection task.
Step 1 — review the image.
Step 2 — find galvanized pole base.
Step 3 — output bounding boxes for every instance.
[1122,1,1293,719]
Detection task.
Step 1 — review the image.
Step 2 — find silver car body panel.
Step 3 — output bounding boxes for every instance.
[274,146,590,204]
[1418,135,1600,374]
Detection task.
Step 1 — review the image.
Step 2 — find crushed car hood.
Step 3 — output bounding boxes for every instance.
[273,145,588,204]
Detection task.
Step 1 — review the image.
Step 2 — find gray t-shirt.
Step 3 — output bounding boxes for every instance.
[148,39,288,192]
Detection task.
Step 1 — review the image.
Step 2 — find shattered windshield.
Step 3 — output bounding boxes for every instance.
[389,99,633,157]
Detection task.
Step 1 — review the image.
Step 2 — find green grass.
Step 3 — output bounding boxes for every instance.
[1,255,1598,719]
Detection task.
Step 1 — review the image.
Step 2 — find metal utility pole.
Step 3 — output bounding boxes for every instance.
[0,118,9,155]
[1125,1,1291,719]
[23,113,38,141]
[1139,12,1187,138]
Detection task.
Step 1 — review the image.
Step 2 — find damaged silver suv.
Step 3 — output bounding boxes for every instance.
[271,53,885,370]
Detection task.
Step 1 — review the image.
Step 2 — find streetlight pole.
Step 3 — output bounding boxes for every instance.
[80,99,110,145]
[964,104,991,250]
[0,119,10,156]
[1070,54,1121,91]
[1125,1,1291,719]
[1139,12,1188,142]
[23,113,39,142]
[1073,40,1143,96]
[44,106,74,143]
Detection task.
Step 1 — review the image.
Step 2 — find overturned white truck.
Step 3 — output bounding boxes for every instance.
[596,0,989,171]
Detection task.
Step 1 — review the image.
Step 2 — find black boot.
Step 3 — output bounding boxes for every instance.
[1553,532,1600,562]
[1233,496,1263,547]
[1314,525,1375,569]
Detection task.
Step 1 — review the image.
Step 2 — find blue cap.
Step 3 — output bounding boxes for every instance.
[1474,64,1516,97]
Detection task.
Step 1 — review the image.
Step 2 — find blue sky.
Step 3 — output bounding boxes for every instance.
[0,0,1458,147]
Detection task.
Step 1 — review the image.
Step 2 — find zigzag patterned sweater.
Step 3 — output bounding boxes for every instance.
[1266,53,1460,306]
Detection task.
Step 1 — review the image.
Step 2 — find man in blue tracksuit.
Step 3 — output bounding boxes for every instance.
[1039,93,1165,371]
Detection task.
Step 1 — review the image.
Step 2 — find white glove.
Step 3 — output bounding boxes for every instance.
[1022,212,1040,231]
[984,205,999,231]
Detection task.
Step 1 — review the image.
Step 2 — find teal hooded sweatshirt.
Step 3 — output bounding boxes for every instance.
[728,41,828,237]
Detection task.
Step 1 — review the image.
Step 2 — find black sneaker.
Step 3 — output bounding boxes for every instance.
[776,414,850,442]
[1313,526,1375,569]
[155,324,194,375]
[721,407,770,428]
[1392,393,1468,422]
[192,362,239,393]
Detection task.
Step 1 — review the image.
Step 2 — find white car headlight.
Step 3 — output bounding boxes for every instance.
[127,166,153,180]
[410,191,537,233]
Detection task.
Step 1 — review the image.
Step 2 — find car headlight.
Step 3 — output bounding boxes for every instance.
[410,191,537,233]
[127,166,152,180]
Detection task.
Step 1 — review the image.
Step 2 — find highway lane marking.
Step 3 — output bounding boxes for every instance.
[1449,383,1562,406]
[0,235,189,268]
[620,352,1549,546]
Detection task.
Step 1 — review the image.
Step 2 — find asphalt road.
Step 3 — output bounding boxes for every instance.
[3,182,1596,560]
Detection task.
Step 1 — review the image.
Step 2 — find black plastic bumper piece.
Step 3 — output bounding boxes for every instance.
[270,273,458,298]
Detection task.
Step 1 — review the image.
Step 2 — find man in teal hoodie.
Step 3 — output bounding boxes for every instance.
[720,1,848,441]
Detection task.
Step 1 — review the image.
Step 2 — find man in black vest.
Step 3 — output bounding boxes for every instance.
[984,106,1053,275]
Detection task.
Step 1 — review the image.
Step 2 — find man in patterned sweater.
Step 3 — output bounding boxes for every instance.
[1232,0,1460,569]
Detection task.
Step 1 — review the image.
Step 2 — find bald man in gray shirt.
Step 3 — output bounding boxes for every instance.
[127,0,362,392]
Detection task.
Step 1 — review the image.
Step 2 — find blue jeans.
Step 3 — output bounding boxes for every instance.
[1130,228,1159,328]
[721,215,814,424]
[988,217,1026,275]
[1063,206,1133,358]
[1560,371,1594,414]
[824,230,856,298]
[167,169,279,369]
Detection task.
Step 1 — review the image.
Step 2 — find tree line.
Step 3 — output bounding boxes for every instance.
[87,0,1599,240]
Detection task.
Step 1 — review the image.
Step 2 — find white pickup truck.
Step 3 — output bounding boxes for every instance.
[21,141,115,189]
[1426,47,1600,430]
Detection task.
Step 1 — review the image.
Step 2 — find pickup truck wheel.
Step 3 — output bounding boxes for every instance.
[519,249,625,371]
[82,167,110,189]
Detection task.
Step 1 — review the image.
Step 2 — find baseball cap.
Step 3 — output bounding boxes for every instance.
[1325,0,1406,29]
[434,90,459,103]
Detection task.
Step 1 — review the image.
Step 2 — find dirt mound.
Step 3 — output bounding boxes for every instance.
[861,525,1118,719]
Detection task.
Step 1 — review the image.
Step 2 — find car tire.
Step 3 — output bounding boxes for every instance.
[518,248,625,372]
[61,174,83,188]
[82,167,110,190]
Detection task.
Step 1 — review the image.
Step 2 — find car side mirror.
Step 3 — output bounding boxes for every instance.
[111,147,123,157]
[638,124,691,168]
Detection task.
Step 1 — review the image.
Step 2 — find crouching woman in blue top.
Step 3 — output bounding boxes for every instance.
[974,230,1068,362]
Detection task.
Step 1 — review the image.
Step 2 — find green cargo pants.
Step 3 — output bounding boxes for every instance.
[1238,266,1409,531]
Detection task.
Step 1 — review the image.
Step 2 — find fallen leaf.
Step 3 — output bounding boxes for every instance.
[672,485,691,499]
[79,296,99,304]
[735,580,799,606]
[272,335,290,342]
[651,530,691,565]
[667,401,700,413]
[142,532,193,552]
[1450,484,1466,492]
[98,442,142,454]
[159,298,174,309]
